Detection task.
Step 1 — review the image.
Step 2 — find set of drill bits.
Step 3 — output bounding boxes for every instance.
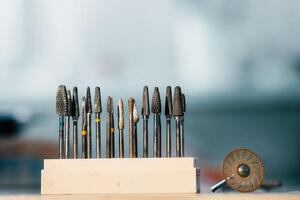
[56,85,186,159]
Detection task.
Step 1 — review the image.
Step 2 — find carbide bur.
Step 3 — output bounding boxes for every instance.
[81,97,87,158]
[173,86,183,157]
[151,87,162,157]
[142,86,150,157]
[106,96,115,158]
[180,93,186,157]
[128,98,135,158]
[64,90,72,159]
[86,87,92,158]
[94,87,102,158]
[72,87,79,159]
[133,101,139,158]
[117,99,124,158]
[56,85,67,159]
[165,86,172,157]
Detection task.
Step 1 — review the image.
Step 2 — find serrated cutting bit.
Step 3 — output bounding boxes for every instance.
[128,98,135,158]
[151,87,162,157]
[133,101,139,158]
[81,96,87,158]
[86,87,92,158]
[71,87,79,159]
[56,85,68,159]
[117,99,124,158]
[165,86,172,157]
[106,96,115,158]
[173,86,183,157]
[64,90,72,159]
[94,87,102,158]
[142,86,150,157]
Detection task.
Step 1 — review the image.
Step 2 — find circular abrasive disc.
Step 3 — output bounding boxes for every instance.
[223,148,264,192]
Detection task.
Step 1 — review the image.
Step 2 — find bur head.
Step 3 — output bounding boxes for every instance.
[142,86,150,116]
[151,87,161,114]
[86,87,92,113]
[118,99,124,129]
[66,90,72,116]
[94,87,102,113]
[82,97,87,126]
[182,93,186,114]
[72,87,80,119]
[165,86,173,117]
[56,85,68,115]
[173,86,183,116]
[133,102,139,123]
[128,98,134,113]
[107,96,114,113]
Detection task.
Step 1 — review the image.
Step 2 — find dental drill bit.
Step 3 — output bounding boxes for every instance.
[56,85,68,159]
[133,101,139,158]
[86,87,92,158]
[106,96,115,158]
[151,87,162,157]
[117,99,124,158]
[71,87,79,158]
[180,93,186,157]
[64,90,72,159]
[165,86,173,157]
[173,86,183,157]
[94,87,102,158]
[142,86,150,157]
[128,98,135,158]
[82,97,87,158]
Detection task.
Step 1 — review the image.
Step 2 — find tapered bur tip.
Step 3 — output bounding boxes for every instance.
[151,87,161,114]
[142,86,150,116]
[128,98,134,113]
[94,87,102,113]
[72,87,80,118]
[133,102,139,123]
[165,86,173,116]
[107,96,114,113]
[118,99,124,129]
[86,87,92,113]
[173,86,183,116]
[56,85,68,115]
[82,97,87,125]
[66,90,72,116]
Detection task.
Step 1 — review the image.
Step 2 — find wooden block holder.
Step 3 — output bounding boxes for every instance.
[41,158,200,194]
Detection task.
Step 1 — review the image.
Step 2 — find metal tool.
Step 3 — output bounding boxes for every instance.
[56,85,68,159]
[94,87,102,158]
[180,93,185,157]
[128,98,135,158]
[106,96,115,158]
[165,86,172,157]
[81,97,87,158]
[64,90,72,159]
[133,101,139,158]
[86,87,92,158]
[117,99,124,158]
[142,86,150,157]
[71,87,79,159]
[211,148,265,193]
[173,86,183,157]
[151,87,162,157]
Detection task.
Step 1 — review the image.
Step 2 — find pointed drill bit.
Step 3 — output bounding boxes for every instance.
[94,87,102,158]
[165,86,172,157]
[180,93,186,157]
[142,86,150,157]
[128,98,135,158]
[133,101,139,157]
[86,87,92,158]
[72,87,79,158]
[106,96,115,158]
[151,87,162,157]
[64,90,72,158]
[81,96,87,158]
[118,99,124,158]
[173,86,183,157]
[94,87,102,114]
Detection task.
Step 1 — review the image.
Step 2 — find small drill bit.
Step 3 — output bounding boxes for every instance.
[64,90,71,159]
[165,86,173,157]
[151,87,162,157]
[173,86,183,157]
[142,86,150,157]
[133,101,139,158]
[71,87,79,159]
[56,85,68,159]
[117,99,124,158]
[180,93,186,157]
[128,98,135,158]
[94,87,102,158]
[81,97,87,158]
[86,87,92,158]
[106,96,115,158]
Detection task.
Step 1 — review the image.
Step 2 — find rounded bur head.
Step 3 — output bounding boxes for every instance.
[173,86,183,116]
[133,102,139,123]
[118,99,124,129]
[142,86,150,116]
[72,87,80,119]
[56,85,68,115]
[107,96,114,113]
[94,87,102,113]
[86,87,92,113]
[165,86,173,117]
[151,87,161,114]
[128,98,135,113]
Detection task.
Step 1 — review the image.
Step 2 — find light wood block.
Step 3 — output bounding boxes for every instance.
[41,158,199,194]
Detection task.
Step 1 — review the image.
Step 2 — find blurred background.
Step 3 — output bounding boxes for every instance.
[0,0,300,194]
